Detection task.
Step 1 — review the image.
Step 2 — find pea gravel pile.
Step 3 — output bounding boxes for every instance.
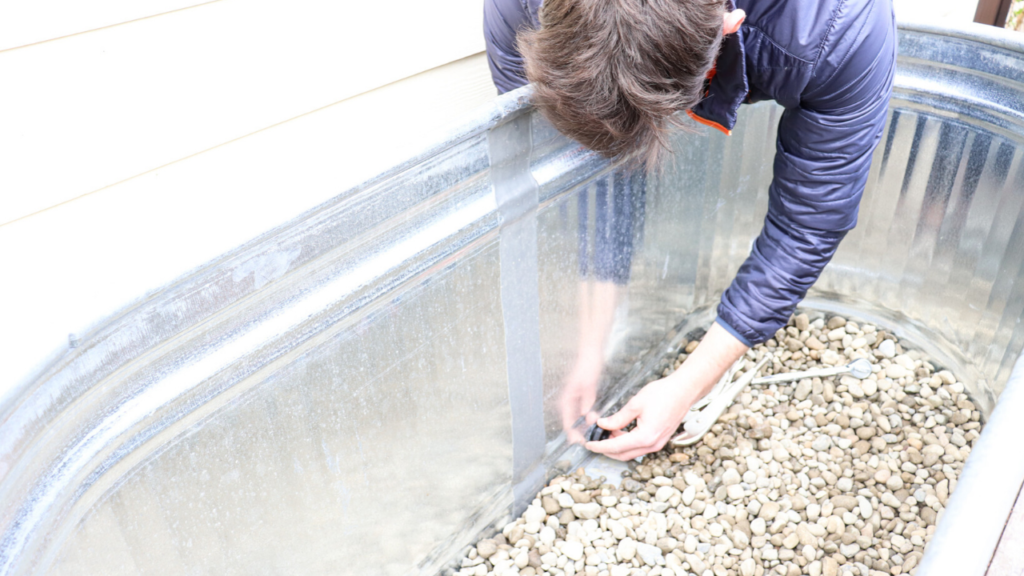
[454,313,982,576]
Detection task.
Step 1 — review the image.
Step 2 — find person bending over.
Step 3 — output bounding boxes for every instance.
[484,0,896,460]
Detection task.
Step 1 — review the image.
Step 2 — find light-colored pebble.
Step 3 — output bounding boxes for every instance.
[878,339,896,358]
[636,542,663,567]
[572,502,602,519]
[812,436,832,452]
[886,364,909,379]
[562,541,584,561]
[617,538,636,562]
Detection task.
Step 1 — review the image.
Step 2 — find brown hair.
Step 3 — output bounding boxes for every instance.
[519,0,726,165]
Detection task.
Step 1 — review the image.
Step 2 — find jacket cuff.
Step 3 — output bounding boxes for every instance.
[714,316,754,348]
[716,299,783,347]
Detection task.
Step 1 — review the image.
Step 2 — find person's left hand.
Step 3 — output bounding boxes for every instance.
[559,350,603,444]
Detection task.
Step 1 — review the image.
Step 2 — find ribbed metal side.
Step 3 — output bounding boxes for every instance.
[824,108,1024,412]
[821,24,1024,415]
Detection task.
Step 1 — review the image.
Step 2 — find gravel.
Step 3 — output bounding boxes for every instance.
[455,312,982,576]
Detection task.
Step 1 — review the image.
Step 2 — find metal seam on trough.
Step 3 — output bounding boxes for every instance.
[488,110,548,515]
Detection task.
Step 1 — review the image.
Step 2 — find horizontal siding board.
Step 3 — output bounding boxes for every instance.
[0,0,486,224]
[0,0,213,51]
[0,53,495,392]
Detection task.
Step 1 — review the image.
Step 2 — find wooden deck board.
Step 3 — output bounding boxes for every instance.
[989,480,1024,575]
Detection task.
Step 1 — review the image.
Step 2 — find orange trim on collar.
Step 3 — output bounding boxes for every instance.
[687,110,732,136]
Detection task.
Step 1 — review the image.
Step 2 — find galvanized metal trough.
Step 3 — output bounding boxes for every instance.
[2,21,1024,576]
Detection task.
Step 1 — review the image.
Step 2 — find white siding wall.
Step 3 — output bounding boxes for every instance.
[0,0,496,392]
[893,0,978,23]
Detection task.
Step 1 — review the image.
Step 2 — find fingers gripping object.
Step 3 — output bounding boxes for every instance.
[582,356,866,448]
[573,415,613,443]
[586,424,612,442]
[670,354,774,447]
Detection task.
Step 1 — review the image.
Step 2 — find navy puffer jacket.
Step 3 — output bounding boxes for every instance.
[484,0,896,346]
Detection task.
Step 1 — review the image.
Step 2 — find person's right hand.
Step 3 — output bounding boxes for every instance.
[584,369,702,460]
[585,321,750,460]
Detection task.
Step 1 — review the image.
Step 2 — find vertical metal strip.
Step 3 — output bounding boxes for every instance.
[487,111,547,514]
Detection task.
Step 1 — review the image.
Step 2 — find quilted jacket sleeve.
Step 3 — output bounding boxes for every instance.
[716,10,897,346]
[484,0,539,94]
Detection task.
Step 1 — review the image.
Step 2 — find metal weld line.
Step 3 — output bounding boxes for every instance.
[488,111,547,515]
